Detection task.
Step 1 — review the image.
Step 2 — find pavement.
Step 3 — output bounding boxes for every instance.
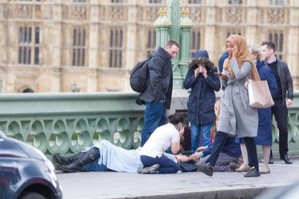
[56,157,299,199]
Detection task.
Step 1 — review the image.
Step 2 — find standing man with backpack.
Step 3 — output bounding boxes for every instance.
[138,40,180,146]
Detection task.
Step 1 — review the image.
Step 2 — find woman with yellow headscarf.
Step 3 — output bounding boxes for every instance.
[196,34,261,177]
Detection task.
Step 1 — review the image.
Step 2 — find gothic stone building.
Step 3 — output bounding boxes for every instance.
[0,0,298,93]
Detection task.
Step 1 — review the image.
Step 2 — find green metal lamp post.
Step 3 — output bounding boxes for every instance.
[154,0,193,88]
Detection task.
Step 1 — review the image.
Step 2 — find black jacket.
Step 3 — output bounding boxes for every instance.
[276,59,294,103]
[137,47,173,109]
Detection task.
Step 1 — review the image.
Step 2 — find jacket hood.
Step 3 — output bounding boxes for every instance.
[189,57,215,70]
[193,50,209,59]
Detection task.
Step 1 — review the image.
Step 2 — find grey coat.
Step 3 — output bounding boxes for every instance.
[217,59,258,137]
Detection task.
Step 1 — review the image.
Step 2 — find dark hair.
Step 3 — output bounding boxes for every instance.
[188,57,214,70]
[261,41,276,52]
[168,113,185,125]
[165,40,180,48]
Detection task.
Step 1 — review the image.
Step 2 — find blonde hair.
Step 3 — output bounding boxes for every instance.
[249,43,262,61]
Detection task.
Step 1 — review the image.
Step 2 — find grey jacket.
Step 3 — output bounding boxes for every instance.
[276,59,294,103]
[217,60,258,137]
[137,47,173,109]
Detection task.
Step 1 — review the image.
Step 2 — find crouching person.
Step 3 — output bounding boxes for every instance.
[139,113,186,174]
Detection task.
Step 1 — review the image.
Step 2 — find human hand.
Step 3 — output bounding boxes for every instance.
[200,66,208,78]
[215,72,227,79]
[188,153,200,161]
[176,154,189,163]
[194,67,200,77]
[195,146,205,152]
[286,99,293,106]
[232,46,238,60]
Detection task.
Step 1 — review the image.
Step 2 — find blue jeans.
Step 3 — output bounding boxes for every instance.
[82,159,109,172]
[191,123,212,153]
[140,155,180,174]
[141,102,168,146]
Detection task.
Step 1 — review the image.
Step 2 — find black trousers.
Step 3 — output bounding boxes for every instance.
[207,131,259,170]
[272,99,289,157]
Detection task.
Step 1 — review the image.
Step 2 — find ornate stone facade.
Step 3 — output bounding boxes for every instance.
[0,0,298,93]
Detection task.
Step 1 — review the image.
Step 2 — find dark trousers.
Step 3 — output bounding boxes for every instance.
[272,99,289,157]
[140,155,180,174]
[207,131,259,171]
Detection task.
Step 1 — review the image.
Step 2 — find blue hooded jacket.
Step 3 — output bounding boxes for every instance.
[183,50,221,124]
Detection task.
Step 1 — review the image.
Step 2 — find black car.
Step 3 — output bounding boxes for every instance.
[0,131,62,199]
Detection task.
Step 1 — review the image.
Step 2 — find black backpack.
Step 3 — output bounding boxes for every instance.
[130,55,153,93]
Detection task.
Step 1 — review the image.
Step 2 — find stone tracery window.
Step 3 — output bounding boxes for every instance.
[269,31,284,59]
[190,29,201,57]
[228,0,242,4]
[111,0,124,3]
[188,0,202,4]
[270,0,284,5]
[72,27,86,67]
[109,27,123,68]
[18,26,40,65]
[149,0,162,3]
[146,29,156,57]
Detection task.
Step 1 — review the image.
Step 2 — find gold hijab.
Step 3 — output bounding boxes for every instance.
[223,34,260,81]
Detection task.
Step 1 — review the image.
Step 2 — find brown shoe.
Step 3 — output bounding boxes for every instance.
[235,164,250,172]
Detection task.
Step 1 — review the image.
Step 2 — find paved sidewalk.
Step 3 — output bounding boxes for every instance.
[57,158,299,199]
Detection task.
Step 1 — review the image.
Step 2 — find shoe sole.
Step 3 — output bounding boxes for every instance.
[141,164,160,174]
[260,170,270,174]
[196,164,213,177]
[59,165,80,173]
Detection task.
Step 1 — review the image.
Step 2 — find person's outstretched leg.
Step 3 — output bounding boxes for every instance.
[243,137,260,177]
[53,151,86,165]
[196,131,228,176]
[235,143,250,172]
[60,147,100,172]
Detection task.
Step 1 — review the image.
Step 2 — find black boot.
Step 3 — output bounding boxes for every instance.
[60,147,100,173]
[53,152,86,165]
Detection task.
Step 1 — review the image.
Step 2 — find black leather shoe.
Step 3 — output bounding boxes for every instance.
[196,162,214,177]
[281,154,293,164]
[244,167,260,177]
